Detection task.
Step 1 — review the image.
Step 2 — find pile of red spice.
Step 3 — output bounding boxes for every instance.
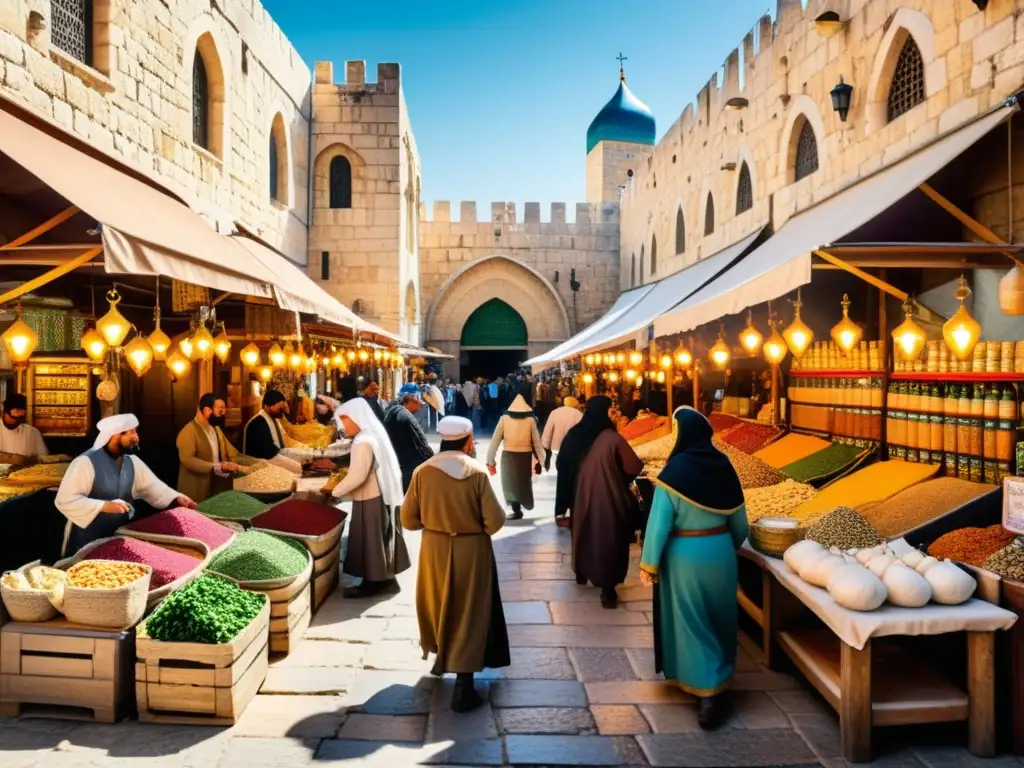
[709,413,742,433]
[122,508,234,551]
[83,537,199,588]
[718,422,781,454]
[252,499,345,536]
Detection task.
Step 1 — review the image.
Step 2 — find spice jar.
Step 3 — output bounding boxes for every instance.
[891,410,907,447]
[1000,386,1017,421]
[958,385,972,417]
[871,378,883,408]
[984,384,999,419]
[907,413,920,451]
[957,454,970,479]
[929,414,944,453]
[943,412,958,456]
[970,457,983,483]
[871,410,882,442]
[891,444,906,460]
[957,417,972,458]
[927,385,942,414]
[944,451,957,477]
[997,420,1014,461]
[969,417,984,457]
[896,382,908,410]
[997,462,1011,482]
[983,419,997,460]
[985,462,998,485]
[972,385,986,417]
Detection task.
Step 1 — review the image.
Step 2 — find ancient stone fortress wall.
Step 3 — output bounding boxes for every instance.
[0,0,311,263]
[418,201,621,366]
[308,60,421,340]
[620,0,1024,290]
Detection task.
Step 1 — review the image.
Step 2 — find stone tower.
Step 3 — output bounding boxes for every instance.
[585,62,656,204]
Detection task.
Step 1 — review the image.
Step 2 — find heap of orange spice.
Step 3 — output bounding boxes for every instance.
[927,525,1017,567]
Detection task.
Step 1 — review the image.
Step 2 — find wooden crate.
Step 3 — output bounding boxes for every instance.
[135,601,270,725]
[313,538,341,575]
[313,562,340,614]
[250,561,312,658]
[269,601,310,656]
[0,619,134,722]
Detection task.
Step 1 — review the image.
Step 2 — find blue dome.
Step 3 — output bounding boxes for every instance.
[586,78,655,154]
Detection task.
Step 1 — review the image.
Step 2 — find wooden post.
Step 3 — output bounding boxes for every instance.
[967,631,997,758]
[692,366,700,410]
[840,640,873,763]
[771,363,780,426]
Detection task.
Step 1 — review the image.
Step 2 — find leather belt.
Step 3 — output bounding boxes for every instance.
[670,524,729,538]
[424,529,485,538]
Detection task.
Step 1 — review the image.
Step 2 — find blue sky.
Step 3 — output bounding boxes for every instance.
[263,0,775,210]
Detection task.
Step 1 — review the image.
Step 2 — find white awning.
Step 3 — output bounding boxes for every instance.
[523,283,655,368]
[655,102,1017,338]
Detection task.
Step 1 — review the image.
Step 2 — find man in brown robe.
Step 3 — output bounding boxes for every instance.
[176,393,241,503]
[401,415,510,712]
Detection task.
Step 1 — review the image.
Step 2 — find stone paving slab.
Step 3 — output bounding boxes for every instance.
[269,638,366,668]
[495,707,596,735]
[232,694,346,738]
[502,601,552,624]
[342,670,438,715]
[567,648,638,682]
[337,714,427,742]
[499,580,602,603]
[732,691,791,730]
[590,705,651,735]
[518,562,578,581]
[586,681,694,705]
[362,640,432,672]
[550,601,649,626]
[508,624,654,648]
[476,647,577,680]
[316,739,504,766]
[637,729,819,767]
[305,613,389,643]
[496,562,521,581]
[427,679,499,741]
[505,734,648,766]
[489,679,587,708]
[261,664,357,695]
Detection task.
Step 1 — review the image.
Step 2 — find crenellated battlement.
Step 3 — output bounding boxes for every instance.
[313,60,401,93]
[419,201,620,226]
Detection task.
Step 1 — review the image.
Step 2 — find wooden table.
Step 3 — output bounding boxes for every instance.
[738,549,999,763]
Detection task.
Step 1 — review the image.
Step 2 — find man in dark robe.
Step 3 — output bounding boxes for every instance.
[383,386,435,492]
[360,380,386,423]
[243,389,289,459]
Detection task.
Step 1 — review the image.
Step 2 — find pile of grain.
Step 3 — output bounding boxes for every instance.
[805,507,883,550]
[858,478,996,538]
[743,480,818,523]
[713,439,787,489]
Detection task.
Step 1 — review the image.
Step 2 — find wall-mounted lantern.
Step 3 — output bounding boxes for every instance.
[831,75,853,122]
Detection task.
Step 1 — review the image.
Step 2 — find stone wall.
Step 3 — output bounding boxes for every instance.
[0,0,311,263]
[307,59,421,340]
[586,139,652,205]
[620,0,1024,288]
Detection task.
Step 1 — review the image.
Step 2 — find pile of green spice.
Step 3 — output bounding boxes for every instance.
[196,490,268,520]
[145,574,266,644]
[207,530,308,582]
[985,541,1024,581]
[781,443,867,484]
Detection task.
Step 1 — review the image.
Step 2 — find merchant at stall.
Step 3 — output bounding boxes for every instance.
[313,395,342,427]
[54,413,196,557]
[176,393,241,503]
[243,388,289,459]
[383,384,435,492]
[0,392,47,465]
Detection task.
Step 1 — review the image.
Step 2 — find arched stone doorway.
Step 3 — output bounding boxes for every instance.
[425,256,571,380]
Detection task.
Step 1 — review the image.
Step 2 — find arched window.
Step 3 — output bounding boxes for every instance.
[192,50,209,149]
[269,114,288,204]
[269,134,279,201]
[704,194,715,236]
[639,246,645,286]
[736,162,753,214]
[675,206,685,255]
[650,235,658,277]
[52,0,92,65]
[329,156,352,209]
[794,121,819,182]
[887,36,925,122]
[630,253,636,288]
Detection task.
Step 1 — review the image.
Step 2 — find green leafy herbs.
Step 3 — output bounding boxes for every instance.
[144,575,266,644]
[206,530,308,582]
[196,491,268,520]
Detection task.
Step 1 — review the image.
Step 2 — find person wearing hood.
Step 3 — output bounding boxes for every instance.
[243,389,289,460]
[176,393,241,503]
[360,380,386,423]
[485,394,544,521]
[401,416,509,712]
[384,384,435,492]
[555,395,642,608]
[55,414,195,557]
[639,407,748,730]
[326,398,411,597]
[0,392,47,465]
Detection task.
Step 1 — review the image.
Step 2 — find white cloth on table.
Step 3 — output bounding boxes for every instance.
[54,454,180,529]
[0,422,48,457]
[743,541,1018,650]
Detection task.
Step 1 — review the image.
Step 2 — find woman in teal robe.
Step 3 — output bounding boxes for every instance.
[639,406,748,730]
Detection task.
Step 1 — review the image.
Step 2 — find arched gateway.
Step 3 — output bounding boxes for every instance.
[425,256,572,380]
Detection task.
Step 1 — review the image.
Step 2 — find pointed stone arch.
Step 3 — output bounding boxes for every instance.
[866,9,940,134]
[268,111,291,206]
[780,95,827,184]
[402,280,419,344]
[183,18,231,160]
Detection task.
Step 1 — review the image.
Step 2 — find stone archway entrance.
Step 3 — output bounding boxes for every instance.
[425,256,572,380]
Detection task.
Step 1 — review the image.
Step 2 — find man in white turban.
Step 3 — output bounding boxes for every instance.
[55,413,195,557]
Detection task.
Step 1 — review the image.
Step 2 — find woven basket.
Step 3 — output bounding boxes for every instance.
[61,559,152,629]
[207,546,313,591]
[750,518,805,559]
[0,564,58,622]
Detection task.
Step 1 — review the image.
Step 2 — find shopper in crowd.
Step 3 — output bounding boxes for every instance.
[0,392,47,465]
[639,406,748,729]
[555,395,642,608]
[360,379,387,423]
[401,415,509,712]
[384,384,435,492]
[541,396,583,516]
[313,394,342,427]
[486,394,544,521]
[56,414,195,557]
[461,378,481,431]
[176,393,241,503]
[243,389,289,459]
[327,398,410,597]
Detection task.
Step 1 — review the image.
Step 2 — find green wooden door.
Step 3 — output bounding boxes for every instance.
[460,299,527,348]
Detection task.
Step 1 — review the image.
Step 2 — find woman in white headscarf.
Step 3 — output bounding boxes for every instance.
[327,398,411,597]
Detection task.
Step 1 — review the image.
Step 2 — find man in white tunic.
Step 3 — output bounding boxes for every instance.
[55,414,195,557]
[0,393,48,465]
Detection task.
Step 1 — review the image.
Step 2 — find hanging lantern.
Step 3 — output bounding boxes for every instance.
[257,364,274,383]
[149,318,170,362]
[584,354,595,366]
[395,354,405,368]
[1,304,37,364]
[739,310,763,355]
[178,334,195,360]
[709,326,731,370]
[830,294,863,354]
[96,289,131,348]
[190,323,215,361]
[305,355,318,374]
[582,372,594,385]
[166,349,192,379]
[625,369,637,381]
[288,344,304,371]
[213,324,232,364]
[373,349,383,364]
[346,349,357,362]
[891,300,927,362]
[615,352,626,366]
[331,350,345,369]
[608,370,619,383]
[358,347,370,363]
[943,275,982,361]
[81,326,108,363]
[674,345,693,368]
[659,354,673,370]
[636,373,644,385]
[124,334,155,377]
[763,324,789,365]
[783,290,814,358]
[628,351,643,366]
[656,370,666,384]
[268,342,286,368]
[240,342,261,369]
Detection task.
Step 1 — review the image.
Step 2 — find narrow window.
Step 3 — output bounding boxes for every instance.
[630,253,636,288]
[650,235,658,277]
[704,195,715,236]
[639,246,645,286]
[321,252,330,281]
[887,36,925,122]
[794,121,819,182]
[675,206,685,255]
[269,134,279,201]
[192,50,210,149]
[51,0,92,66]
[241,41,249,76]
[329,156,352,209]
[736,162,753,214]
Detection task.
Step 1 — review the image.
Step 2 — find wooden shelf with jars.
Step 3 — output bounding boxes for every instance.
[26,357,93,438]
[890,372,1023,383]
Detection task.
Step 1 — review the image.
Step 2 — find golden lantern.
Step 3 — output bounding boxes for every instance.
[943,275,982,362]
[709,327,731,370]
[373,349,383,363]
[346,349,357,362]
[358,348,370,363]
[628,351,643,366]
[582,372,594,385]
[783,290,813,358]
[608,371,620,383]
[674,345,693,368]
[240,342,261,369]
[625,368,637,381]
[166,349,192,379]
[213,324,232,364]
[659,354,673,370]
[268,342,286,368]
[96,289,131,348]
[190,323,215,361]
[1,304,37,364]
[148,310,171,361]
[830,294,863,354]
[178,335,195,360]
[892,300,927,362]
[395,354,405,368]
[257,364,274,383]
[304,355,318,374]
[124,333,155,377]
[739,310,763,355]
[615,351,626,366]
[584,354,595,366]
[288,344,304,371]
[331,350,345,369]
[81,327,108,363]
[636,373,644,385]
[763,324,788,365]
[656,370,666,384]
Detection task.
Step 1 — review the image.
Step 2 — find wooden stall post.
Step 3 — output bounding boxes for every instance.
[967,631,997,758]
[692,366,700,410]
[840,640,873,763]
[771,363,780,426]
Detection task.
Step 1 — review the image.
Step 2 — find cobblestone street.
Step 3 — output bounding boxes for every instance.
[0,438,1020,767]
